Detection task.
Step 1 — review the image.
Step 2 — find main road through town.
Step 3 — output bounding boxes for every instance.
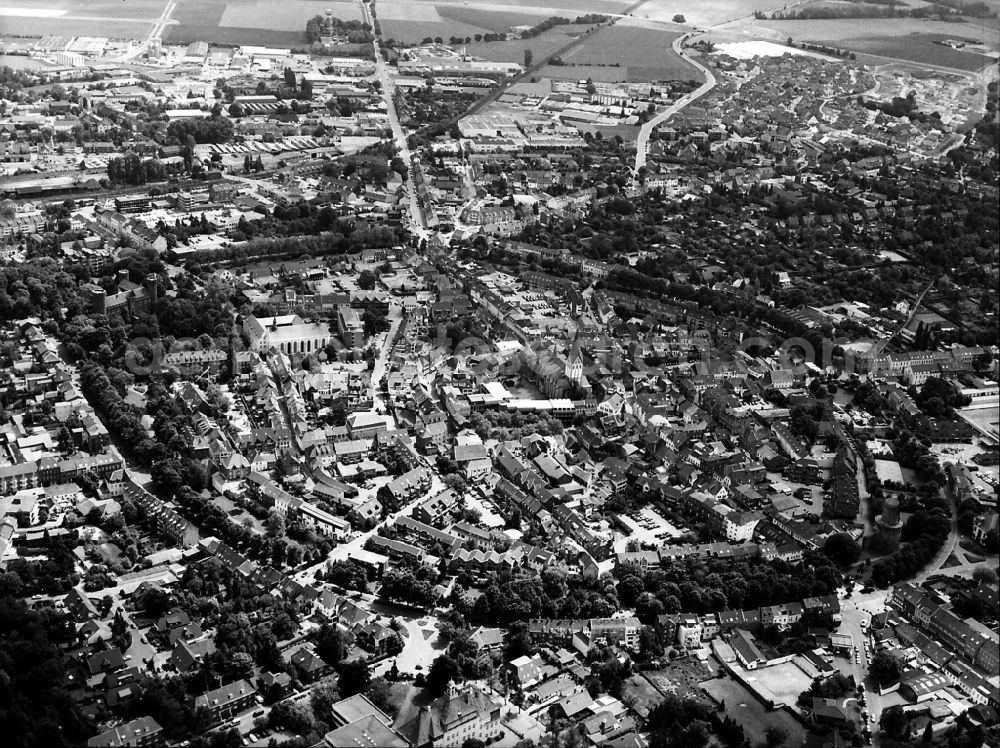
[362,0,430,242]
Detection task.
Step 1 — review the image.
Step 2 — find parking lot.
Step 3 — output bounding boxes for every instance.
[615,506,685,550]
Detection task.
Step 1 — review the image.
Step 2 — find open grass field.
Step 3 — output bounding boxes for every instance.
[559,24,694,81]
[701,676,805,748]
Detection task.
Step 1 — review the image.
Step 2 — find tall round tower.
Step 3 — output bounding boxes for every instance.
[90,287,107,315]
[145,274,158,306]
[875,495,904,551]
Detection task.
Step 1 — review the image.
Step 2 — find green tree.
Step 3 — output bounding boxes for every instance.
[338,659,371,697]
[822,532,861,566]
[870,651,902,688]
[880,705,909,740]
[314,623,346,666]
[426,654,462,696]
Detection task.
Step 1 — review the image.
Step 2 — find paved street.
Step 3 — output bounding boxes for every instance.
[362,0,429,242]
[838,587,889,745]
[916,485,959,583]
[634,33,717,176]
[295,470,444,580]
[367,302,403,414]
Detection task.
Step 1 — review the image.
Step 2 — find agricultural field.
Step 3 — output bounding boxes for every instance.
[537,63,634,81]
[557,23,695,81]
[378,0,630,45]
[747,16,999,70]
[461,24,585,63]
[833,33,996,71]
[401,0,632,12]
[435,6,544,33]
[0,0,166,40]
[166,0,363,46]
[0,0,363,46]
[636,0,794,27]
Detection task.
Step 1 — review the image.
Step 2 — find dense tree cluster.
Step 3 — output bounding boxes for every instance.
[645,694,748,748]
[378,559,441,608]
[460,569,618,625]
[521,14,609,39]
[323,559,370,592]
[0,259,90,323]
[797,672,855,705]
[869,650,903,688]
[106,154,172,186]
[870,504,950,586]
[615,555,843,619]
[0,597,93,748]
[821,533,862,567]
[467,409,564,442]
[305,15,373,44]
[911,376,972,420]
[165,117,234,145]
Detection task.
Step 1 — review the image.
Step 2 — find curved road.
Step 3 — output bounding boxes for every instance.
[634,33,717,176]
[916,483,960,583]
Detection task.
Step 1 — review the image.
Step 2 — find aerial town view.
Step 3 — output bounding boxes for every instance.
[0,0,997,746]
